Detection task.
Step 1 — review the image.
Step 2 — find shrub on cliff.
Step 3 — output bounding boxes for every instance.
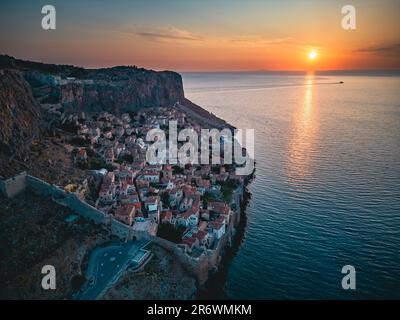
[157,224,186,243]
[70,274,86,292]
[172,165,184,175]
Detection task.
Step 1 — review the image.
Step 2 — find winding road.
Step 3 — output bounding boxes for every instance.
[78,239,150,300]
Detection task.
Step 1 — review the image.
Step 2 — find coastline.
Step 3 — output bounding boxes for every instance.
[0,105,255,300]
[0,55,256,299]
[197,166,255,299]
[177,90,255,297]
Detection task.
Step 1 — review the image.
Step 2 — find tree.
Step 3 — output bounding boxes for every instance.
[157,224,185,243]
[160,192,170,208]
[218,179,239,202]
[70,137,89,147]
[172,165,184,175]
[120,154,133,163]
[71,274,86,292]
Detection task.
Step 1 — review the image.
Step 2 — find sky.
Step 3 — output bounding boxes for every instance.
[0,0,399,71]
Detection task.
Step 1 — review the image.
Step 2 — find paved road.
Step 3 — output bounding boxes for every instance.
[78,239,150,300]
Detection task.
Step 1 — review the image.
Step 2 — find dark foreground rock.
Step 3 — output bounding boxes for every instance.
[0,190,109,299]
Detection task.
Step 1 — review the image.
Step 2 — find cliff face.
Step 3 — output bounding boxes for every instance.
[0,55,185,165]
[1,55,185,114]
[57,70,184,113]
[0,55,227,168]
[0,69,40,156]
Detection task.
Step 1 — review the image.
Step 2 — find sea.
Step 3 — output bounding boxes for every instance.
[182,71,400,299]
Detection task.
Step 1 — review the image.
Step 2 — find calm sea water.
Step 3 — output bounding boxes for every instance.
[182,72,400,299]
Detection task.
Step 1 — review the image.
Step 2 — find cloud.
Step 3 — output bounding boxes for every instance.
[134,27,202,43]
[354,42,400,55]
[119,26,303,47]
[225,36,311,49]
[230,36,296,45]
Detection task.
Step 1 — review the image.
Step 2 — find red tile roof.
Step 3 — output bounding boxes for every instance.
[181,236,197,246]
[161,211,172,220]
[196,230,207,240]
[115,204,135,217]
[208,215,225,230]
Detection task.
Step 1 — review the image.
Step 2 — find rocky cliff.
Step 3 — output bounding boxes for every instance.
[0,55,185,114]
[0,55,185,167]
[0,69,40,156]
[0,55,230,172]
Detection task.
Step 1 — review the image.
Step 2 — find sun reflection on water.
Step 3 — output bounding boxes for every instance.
[286,73,320,185]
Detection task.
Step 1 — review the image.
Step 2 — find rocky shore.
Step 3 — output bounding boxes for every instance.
[198,174,254,298]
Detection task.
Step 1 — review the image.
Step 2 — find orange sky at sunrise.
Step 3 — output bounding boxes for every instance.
[1,0,399,71]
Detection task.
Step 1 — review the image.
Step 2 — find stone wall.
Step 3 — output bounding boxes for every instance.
[0,172,226,286]
[26,175,107,224]
[0,172,107,224]
[151,234,220,286]
[0,171,27,197]
[111,218,135,240]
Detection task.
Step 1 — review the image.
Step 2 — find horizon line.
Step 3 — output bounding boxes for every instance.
[179,69,400,73]
[2,54,400,74]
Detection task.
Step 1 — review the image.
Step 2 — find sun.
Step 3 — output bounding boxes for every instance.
[308,50,317,60]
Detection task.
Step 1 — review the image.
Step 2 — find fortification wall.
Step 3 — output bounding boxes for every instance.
[24,174,107,224]
[62,192,107,224]
[0,171,27,197]
[151,235,178,252]
[26,175,63,197]
[111,218,135,240]
[118,231,212,285]
[174,248,209,285]
[1,172,228,285]
[149,235,214,285]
